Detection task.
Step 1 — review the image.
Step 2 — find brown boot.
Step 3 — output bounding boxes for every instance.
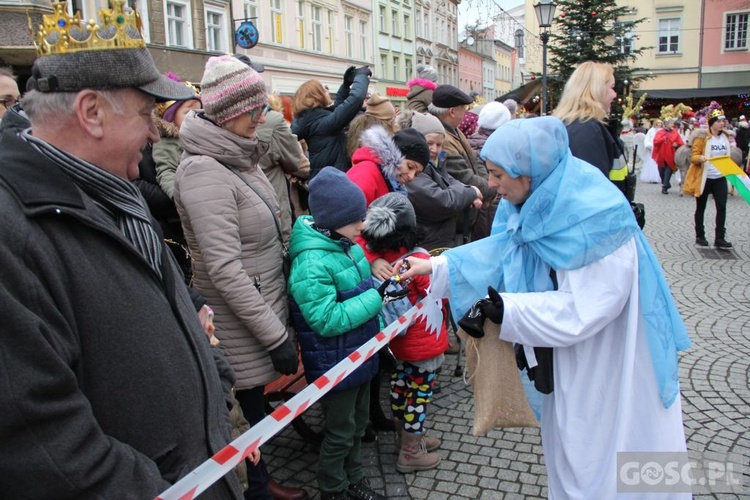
[396,430,441,473]
[422,433,441,452]
[394,418,440,451]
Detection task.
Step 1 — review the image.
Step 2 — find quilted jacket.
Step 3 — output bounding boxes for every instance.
[287,216,382,391]
[175,111,291,391]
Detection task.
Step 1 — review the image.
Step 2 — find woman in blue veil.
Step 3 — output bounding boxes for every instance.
[401,116,691,499]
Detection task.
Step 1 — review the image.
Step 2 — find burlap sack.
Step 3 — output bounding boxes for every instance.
[457,322,540,436]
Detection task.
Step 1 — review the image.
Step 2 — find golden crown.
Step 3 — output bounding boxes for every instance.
[708,108,725,120]
[31,0,145,57]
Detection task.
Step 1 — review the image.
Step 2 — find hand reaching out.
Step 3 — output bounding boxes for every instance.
[370,258,395,281]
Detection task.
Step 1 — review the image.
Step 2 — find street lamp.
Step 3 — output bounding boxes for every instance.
[534,0,556,115]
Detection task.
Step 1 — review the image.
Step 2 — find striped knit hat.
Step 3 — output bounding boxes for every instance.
[201,55,267,125]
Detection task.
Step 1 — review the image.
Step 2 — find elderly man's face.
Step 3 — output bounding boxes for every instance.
[101,88,158,180]
[486,160,531,205]
[0,74,21,119]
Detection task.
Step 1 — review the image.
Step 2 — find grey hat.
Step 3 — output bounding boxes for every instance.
[232,53,266,73]
[416,64,438,83]
[308,167,367,231]
[432,85,473,108]
[362,193,416,240]
[411,112,445,137]
[29,14,194,102]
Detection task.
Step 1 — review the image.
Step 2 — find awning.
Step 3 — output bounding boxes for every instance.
[495,79,542,104]
[634,86,749,99]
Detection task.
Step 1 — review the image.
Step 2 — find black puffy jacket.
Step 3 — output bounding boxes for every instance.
[291,73,368,178]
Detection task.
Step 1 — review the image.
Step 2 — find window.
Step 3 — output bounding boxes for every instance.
[128,0,151,41]
[658,18,680,53]
[405,58,412,80]
[297,1,305,48]
[345,15,353,57]
[380,53,388,79]
[165,0,192,48]
[416,9,421,38]
[270,0,283,44]
[392,9,398,35]
[360,20,367,60]
[244,0,257,20]
[327,10,334,53]
[725,12,749,50]
[393,55,400,81]
[205,8,227,52]
[379,5,386,31]
[312,5,322,51]
[403,14,410,39]
[68,0,108,26]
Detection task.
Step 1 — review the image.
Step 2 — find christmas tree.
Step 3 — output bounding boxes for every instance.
[546,0,649,116]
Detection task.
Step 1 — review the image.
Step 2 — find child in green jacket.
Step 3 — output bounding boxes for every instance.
[288,167,401,500]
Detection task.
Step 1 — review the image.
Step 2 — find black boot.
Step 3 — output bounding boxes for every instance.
[715,231,733,250]
[695,236,709,246]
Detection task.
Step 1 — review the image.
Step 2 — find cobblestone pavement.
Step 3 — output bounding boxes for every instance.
[264,178,750,499]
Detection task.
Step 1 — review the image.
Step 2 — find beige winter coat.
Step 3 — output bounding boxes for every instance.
[255,110,308,243]
[175,111,291,390]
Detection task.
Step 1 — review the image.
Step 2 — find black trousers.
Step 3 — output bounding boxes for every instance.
[235,386,273,500]
[695,177,728,240]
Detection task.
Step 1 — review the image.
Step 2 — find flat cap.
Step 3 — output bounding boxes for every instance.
[432,85,473,108]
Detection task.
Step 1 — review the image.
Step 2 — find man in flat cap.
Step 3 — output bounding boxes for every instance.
[0,2,243,498]
[428,85,495,242]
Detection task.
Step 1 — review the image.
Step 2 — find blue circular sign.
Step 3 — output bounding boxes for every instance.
[235,21,259,49]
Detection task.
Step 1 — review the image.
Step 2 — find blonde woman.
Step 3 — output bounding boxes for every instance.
[553,61,627,195]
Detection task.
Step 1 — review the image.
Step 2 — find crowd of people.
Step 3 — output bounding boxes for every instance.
[7,2,748,498]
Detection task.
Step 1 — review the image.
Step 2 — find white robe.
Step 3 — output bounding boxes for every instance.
[640,127,662,183]
[432,239,689,499]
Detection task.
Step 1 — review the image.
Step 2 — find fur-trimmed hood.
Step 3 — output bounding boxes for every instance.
[354,125,403,180]
[407,78,437,91]
[154,112,181,139]
[687,127,707,145]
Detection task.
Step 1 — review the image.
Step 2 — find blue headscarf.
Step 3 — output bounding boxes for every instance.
[444,116,690,408]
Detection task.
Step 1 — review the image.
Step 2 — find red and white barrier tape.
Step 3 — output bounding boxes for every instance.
[156,299,430,500]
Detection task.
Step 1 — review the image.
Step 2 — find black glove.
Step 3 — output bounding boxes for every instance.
[377,279,409,302]
[458,299,486,338]
[457,286,504,338]
[481,286,504,324]
[356,66,372,77]
[268,336,298,375]
[343,65,357,87]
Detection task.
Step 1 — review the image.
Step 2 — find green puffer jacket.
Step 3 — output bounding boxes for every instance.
[288,216,383,390]
[288,216,382,336]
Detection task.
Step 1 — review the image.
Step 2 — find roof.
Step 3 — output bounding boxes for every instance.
[634,86,748,99]
[495,78,542,104]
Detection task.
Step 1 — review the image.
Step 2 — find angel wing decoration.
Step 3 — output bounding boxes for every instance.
[413,288,444,339]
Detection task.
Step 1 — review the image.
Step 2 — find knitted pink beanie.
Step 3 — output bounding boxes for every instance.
[201,55,267,125]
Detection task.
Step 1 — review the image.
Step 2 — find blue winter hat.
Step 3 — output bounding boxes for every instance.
[308,167,367,230]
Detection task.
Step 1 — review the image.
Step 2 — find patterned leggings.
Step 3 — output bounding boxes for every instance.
[390,362,435,433]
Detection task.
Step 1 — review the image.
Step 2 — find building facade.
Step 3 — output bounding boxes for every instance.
[457,43,482,95]
[414,0,459,87]
[231,0,374,95]
[700,0,750,88]
[373,0,414,105]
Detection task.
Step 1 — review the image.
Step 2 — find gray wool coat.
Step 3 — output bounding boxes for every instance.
[0,131,242,499]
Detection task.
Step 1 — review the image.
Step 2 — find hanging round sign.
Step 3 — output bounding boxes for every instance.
[235,21,259,49]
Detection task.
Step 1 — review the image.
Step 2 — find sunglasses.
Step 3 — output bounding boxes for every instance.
[247,103,271,121]
[1,95,18,110]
